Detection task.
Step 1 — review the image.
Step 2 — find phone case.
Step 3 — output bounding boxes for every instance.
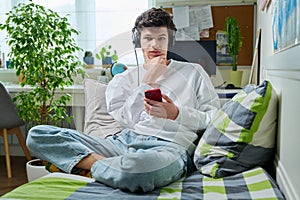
[145,88,162,102]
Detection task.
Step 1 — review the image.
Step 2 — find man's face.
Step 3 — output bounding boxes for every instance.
[140,27,169,59]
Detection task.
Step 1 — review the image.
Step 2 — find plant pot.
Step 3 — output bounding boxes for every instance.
[83,56,95,69]
[83,56,94,65]
[26,159,50,182]
[102,57,112,68]
[228,70,243,87]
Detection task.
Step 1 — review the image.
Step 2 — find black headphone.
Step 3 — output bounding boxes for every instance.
[132,27,176,49]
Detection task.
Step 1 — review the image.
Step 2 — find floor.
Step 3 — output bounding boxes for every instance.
[0,156,28,196]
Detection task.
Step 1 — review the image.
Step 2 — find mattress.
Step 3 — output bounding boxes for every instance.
[0,167,285,200]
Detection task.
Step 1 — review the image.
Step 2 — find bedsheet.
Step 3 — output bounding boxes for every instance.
[1,167,284,200]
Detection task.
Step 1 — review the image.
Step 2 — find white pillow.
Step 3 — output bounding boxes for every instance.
[83,79,123,138]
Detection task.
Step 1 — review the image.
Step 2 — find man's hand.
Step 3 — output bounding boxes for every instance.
[142,53,168,85]
[144,94,178,120]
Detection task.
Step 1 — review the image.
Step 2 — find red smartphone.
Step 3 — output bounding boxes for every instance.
[145,88,162,102]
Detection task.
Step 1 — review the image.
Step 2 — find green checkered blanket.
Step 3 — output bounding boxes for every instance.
[1,167,284,200]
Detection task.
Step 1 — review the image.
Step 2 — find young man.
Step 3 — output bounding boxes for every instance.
[27,8,220,192]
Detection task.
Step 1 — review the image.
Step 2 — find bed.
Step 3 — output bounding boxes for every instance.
[0,79,285,199]
[1,167,284,200]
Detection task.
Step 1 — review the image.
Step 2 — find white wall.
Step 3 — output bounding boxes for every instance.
[256,1,300,199]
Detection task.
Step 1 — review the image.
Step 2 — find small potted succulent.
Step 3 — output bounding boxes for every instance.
[83,51,94,68]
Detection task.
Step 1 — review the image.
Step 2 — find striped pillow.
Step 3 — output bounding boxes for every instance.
[193,80,278,178]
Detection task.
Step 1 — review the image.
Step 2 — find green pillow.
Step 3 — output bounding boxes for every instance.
[194,80,278,178]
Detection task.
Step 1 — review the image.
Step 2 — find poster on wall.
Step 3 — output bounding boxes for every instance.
[272,0,300,53]
[173,5,213,41]
[216,30,233,65]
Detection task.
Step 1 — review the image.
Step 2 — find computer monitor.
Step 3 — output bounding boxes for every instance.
[167,40,216,76]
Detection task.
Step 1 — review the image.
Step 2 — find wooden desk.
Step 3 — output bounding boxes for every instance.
[6,84,85,131]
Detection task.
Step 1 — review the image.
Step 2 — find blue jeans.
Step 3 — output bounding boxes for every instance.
[27,125,192,192]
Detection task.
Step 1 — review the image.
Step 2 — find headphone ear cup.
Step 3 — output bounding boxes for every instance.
[168,30,176,48]
[132,28,141,48]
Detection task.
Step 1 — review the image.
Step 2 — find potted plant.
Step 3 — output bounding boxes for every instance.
[95,45,118,68]
[83,51,95,68]
[224,16,243,87]
[0,1,85,126]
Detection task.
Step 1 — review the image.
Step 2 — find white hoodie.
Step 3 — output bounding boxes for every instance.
[106,59,220,152]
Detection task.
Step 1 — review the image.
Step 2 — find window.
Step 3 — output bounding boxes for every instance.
[0,0,150,65]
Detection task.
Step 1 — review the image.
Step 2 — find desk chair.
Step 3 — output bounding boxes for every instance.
[0,82,32,178]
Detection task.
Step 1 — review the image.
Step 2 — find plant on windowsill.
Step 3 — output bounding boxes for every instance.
[0,0,86,126]
[83,51,95,68]
[95,45,118,68]
[224,16,244,87]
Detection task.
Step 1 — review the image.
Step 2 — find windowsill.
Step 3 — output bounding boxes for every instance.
[1,65,252,87]
[0,68,15,71]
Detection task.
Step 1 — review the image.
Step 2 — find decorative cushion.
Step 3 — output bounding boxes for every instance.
[193,80,278,178]
[83,79,123,138]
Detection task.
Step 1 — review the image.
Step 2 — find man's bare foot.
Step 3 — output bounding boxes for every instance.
[76,153,105,170]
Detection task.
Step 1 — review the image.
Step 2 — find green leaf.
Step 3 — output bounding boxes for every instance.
[224,16,243,70]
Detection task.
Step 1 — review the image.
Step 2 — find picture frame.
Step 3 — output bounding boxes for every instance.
[216,30,233,66]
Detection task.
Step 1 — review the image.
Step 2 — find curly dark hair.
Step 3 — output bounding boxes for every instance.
[134,7,177,31]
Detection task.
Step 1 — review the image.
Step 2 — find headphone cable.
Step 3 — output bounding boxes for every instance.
[134,48,140,86]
